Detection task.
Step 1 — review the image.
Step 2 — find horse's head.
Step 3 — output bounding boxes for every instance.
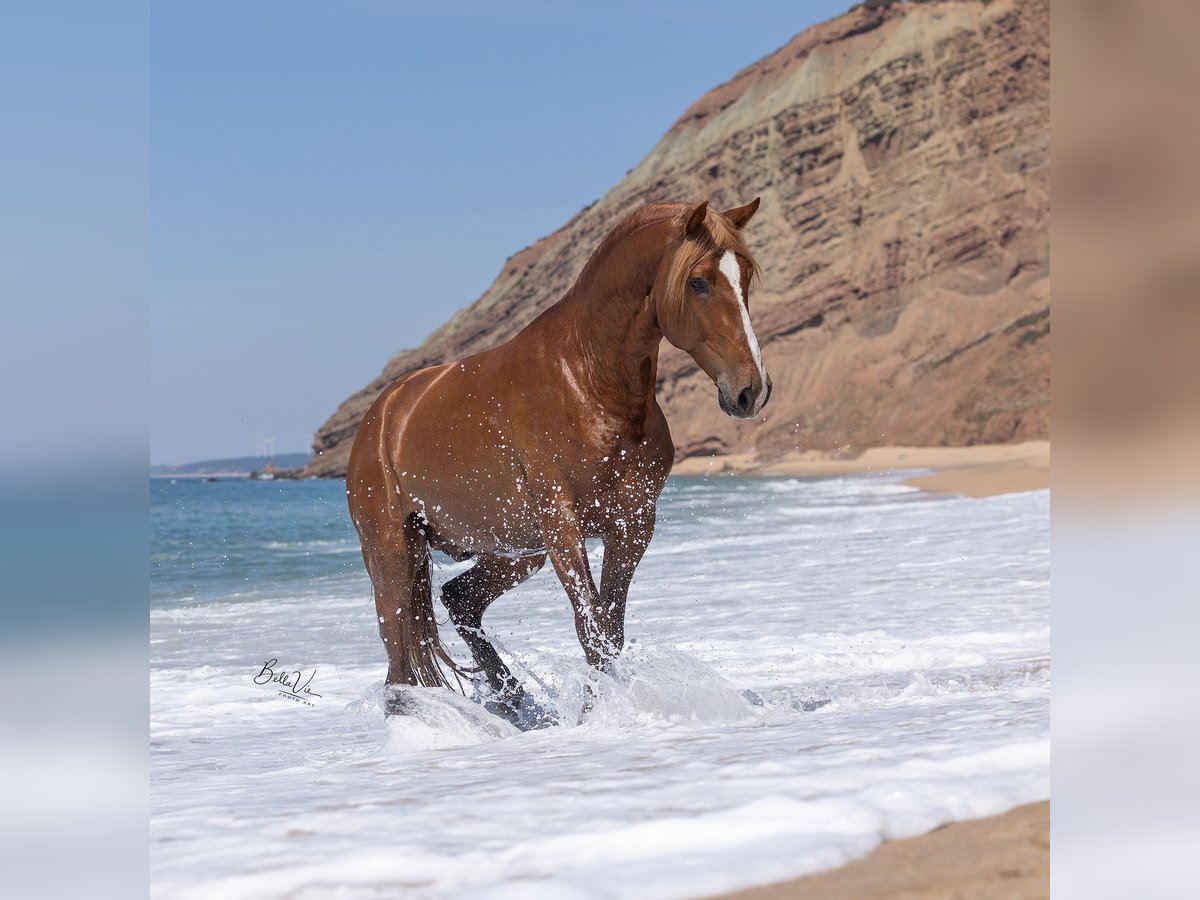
[654,198,772,419]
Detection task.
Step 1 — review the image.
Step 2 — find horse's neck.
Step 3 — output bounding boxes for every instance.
[560,221,672,416]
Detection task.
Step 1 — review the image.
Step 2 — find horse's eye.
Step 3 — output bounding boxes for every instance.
[688,277,709,295]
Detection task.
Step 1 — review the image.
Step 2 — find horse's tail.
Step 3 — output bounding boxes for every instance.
[397,517,471,692]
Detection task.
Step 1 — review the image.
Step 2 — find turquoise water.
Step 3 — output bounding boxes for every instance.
[150,474,934,609]
[150,474,931,609]
[150,479,364,607]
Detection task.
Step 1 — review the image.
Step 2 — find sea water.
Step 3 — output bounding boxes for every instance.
[151,474,1049,898]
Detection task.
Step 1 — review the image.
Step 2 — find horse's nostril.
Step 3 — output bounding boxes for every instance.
[737,387,754,414]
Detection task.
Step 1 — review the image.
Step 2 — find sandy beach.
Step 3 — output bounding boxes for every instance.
[672,441,1050,499]
[712,801,1049,900]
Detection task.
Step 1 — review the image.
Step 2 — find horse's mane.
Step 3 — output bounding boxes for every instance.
[576,201,761,312]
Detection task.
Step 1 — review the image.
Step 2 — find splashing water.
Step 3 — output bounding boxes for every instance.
[151,475,1049,898]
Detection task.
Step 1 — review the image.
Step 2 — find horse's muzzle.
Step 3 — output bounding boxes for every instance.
[720,377,772,419]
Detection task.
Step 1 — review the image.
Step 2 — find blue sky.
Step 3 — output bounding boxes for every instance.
[151,1,850,464]
[2,2,146,473]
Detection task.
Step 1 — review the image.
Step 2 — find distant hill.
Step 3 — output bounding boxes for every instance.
[306,0,1048,477]
[150,453,312,477]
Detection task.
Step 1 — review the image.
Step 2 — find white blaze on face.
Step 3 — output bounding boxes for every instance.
[717,250,767,393]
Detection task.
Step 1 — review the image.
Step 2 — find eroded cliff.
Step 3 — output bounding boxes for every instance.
[305,0,1048,477]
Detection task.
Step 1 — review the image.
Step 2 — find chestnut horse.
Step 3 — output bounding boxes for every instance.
[347,199,770,720]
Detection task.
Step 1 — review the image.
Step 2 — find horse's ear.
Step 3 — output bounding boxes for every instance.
[685,201,709,237]
[722,197,761,230]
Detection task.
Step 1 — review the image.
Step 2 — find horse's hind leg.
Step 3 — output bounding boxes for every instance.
[442,553,545,704]
[361,516,452,714]
[361,529,416,681]
[361,533,417,714]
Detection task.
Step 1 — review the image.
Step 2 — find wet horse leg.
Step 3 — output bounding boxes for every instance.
[442,552,546,702]
[362,521,426,714]
[597,513,656,658]
[541,511,617,670]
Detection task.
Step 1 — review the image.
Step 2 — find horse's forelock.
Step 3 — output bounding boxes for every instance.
[664,208,761,314]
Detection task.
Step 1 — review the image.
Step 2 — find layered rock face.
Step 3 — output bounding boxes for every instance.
[305,0,1048,477]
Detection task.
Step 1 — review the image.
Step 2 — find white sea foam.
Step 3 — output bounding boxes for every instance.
[151,477,1049,898]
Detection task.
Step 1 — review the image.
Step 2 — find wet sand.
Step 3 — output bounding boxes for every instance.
[672,441,1050,499]
[710,801,1049,900]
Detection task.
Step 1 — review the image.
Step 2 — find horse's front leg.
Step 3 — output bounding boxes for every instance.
[597,510,656,658]
[541,506,615,669]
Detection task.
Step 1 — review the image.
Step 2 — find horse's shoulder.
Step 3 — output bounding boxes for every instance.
[642,401,674,458]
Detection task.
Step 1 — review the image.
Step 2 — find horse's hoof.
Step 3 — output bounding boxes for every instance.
[794,697,831,712]
[517,700,560,731]
[383,685,416,717]
[574,691,596,726]
[482,696,521,725]
[483,691,559,731]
